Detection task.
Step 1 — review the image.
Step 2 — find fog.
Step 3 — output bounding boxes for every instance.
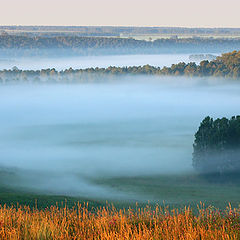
[0,54,193,71]
[0,75,239,199]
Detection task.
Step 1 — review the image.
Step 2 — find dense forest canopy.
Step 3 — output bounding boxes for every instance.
[193,116,240,174]
[0,50,240,82]
[0,36,240,49]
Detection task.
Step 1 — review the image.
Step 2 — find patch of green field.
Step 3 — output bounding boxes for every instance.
[91,173,240,210]
[0,168,239,211]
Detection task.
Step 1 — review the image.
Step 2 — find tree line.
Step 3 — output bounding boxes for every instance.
[0,35,239,49]
[0,50,240,83]
[0,35,240,56]
[2,26,240,36]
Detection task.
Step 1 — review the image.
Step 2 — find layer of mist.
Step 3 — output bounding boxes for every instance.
[0,76,239,199]
[1,53,196,71]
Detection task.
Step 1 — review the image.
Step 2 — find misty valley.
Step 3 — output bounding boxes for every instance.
[0,67,240,209]
[2,2,240,237]
[0,26,240,238]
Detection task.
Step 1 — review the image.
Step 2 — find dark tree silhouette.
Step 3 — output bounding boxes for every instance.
[193,116,240,174]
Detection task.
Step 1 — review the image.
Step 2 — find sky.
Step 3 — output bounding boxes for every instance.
[1,0,240,28]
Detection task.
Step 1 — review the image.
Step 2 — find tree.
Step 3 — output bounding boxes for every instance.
[193,116,240,174]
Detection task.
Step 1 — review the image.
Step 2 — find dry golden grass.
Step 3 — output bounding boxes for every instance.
[0,203,239,240]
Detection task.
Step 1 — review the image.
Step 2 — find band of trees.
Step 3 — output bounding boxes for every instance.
[193,116,240,174]
[0,35,240,56]
[0,50,239,83]
[1,35,240,49]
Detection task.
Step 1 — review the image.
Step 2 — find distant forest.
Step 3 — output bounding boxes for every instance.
[1,35,240,49]
[0,50,240,82]
[1,26,240,37]
[0,35,240,56]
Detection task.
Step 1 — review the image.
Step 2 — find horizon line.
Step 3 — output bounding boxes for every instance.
[1,25,240,29]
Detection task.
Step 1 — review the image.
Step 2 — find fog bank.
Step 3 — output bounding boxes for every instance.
[0,77,239,198]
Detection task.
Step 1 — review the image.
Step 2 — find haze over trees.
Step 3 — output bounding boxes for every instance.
[0,35,240,57]
[193,116,240,174]
[0,50,240,83]
[2,26,240,37]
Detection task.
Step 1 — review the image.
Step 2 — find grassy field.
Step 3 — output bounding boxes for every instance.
[0,168,240,239]
[92,173,240,210]
[0,168,240,211]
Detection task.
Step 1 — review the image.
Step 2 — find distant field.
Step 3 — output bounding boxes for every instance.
[2,30,240,40]
[1,26,240,40]
[120,34,240,41]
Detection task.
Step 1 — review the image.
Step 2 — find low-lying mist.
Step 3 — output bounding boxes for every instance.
[0,76,239,199]
[0,53,193,71]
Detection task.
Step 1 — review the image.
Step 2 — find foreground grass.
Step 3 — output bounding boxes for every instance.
[0,203,239,239]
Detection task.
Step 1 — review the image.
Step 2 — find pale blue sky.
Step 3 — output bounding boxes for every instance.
[1,0,240,27]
